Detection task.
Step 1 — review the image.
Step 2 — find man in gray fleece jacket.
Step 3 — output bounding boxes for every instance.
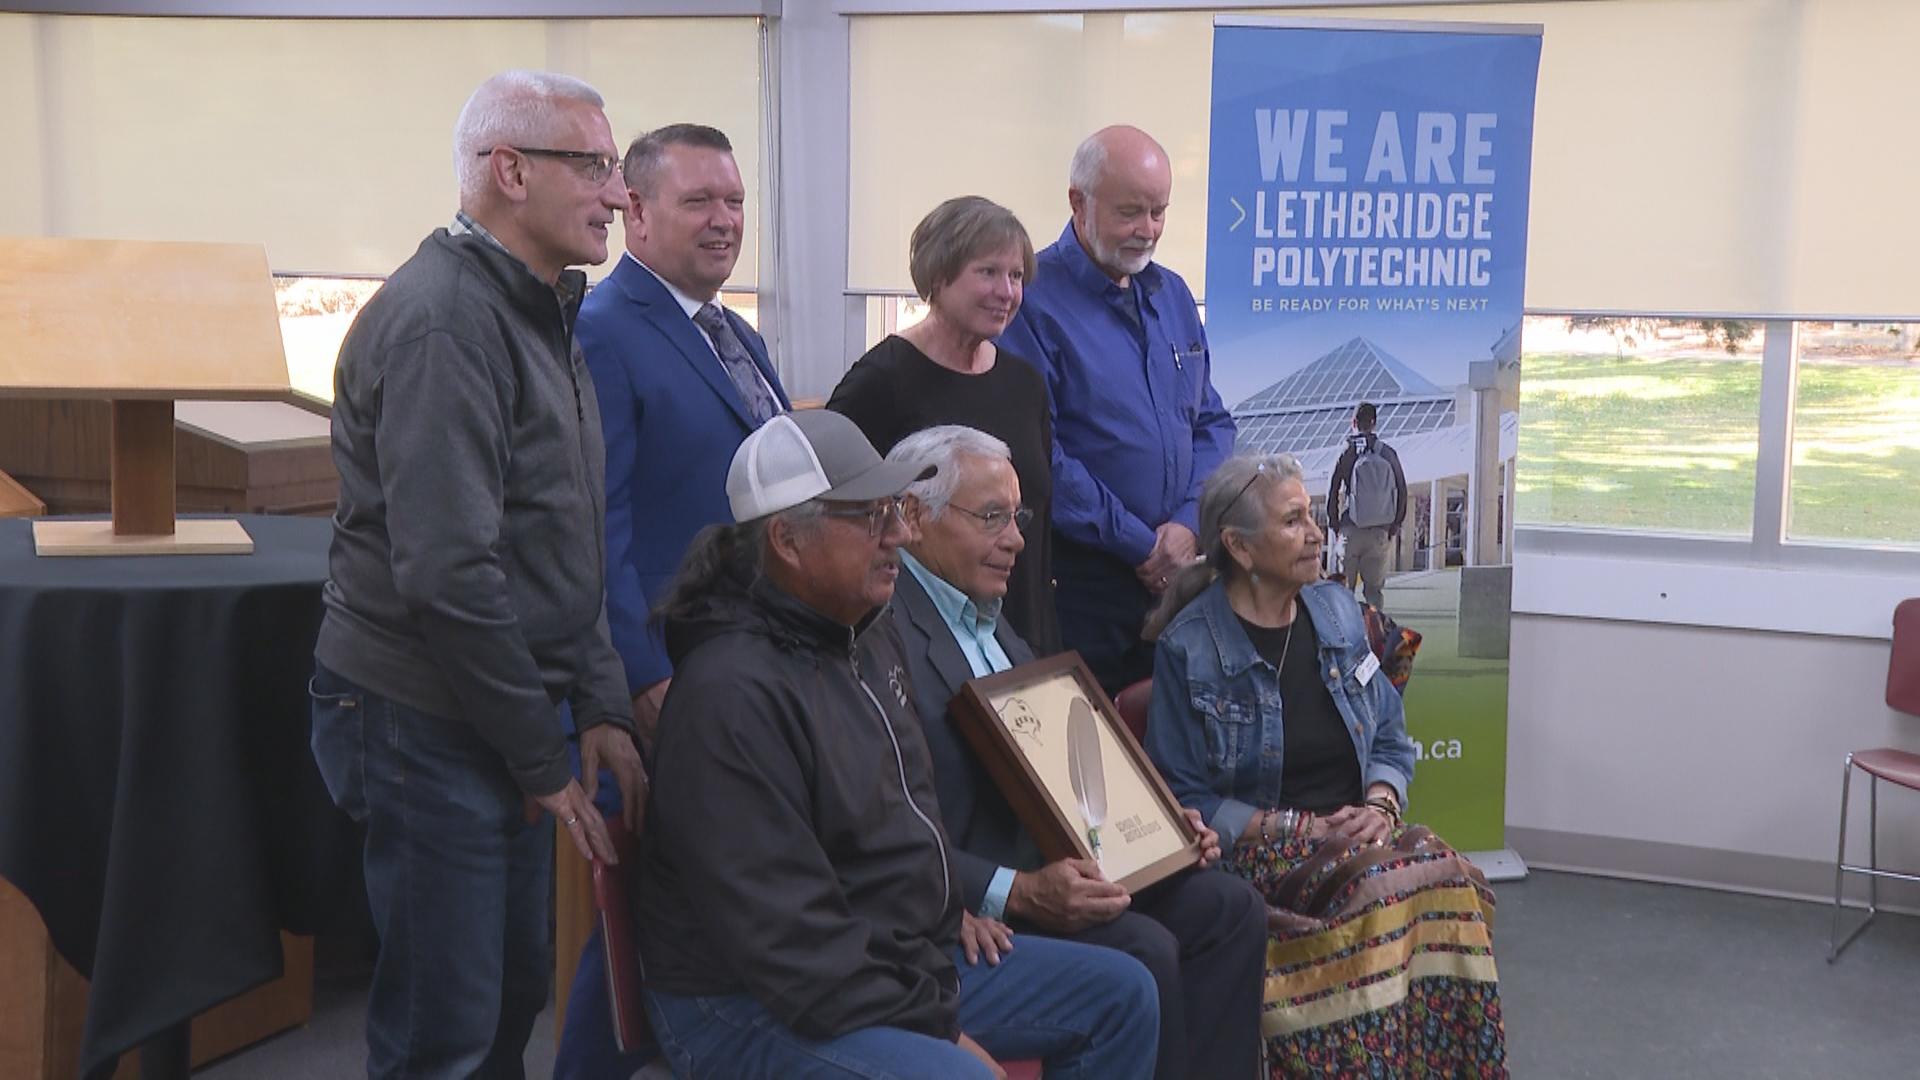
[308,69,645,1079]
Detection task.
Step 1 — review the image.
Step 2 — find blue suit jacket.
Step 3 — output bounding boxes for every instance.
[578,256,791,694]
[890,569,1043,910]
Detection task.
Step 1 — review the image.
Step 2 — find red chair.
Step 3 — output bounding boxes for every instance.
[1828,597,1920,961]
[590,822,1045,1076]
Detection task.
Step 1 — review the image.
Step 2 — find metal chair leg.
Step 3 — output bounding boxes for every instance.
[1829,756,1917,961]
[1830,754,1855,962]
[1869,775,1881,913]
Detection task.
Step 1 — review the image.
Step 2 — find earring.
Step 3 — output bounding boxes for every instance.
[1250,570,1261,586]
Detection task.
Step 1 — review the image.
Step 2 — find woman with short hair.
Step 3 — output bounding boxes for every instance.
[828,195,1059,652]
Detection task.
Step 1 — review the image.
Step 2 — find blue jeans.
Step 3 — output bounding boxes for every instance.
[309,663,552,1080]
[645,935,1158,1080]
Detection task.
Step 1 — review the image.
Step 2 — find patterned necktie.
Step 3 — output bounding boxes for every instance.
[693,303,778,427]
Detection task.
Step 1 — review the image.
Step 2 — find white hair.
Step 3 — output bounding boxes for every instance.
[1069,132,1109,198]
[887,425,1012,520]
[453,70,605,204]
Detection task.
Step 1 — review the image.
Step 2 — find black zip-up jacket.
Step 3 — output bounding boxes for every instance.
[315,229,633,797]
[635,569,963,1040]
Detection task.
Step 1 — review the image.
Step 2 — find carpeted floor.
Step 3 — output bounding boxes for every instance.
[197,869,1920,1078]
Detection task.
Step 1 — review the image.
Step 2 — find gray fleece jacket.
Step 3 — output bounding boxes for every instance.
[315,228,632,796]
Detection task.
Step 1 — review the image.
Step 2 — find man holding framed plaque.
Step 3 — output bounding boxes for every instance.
[886,426,1266,1080]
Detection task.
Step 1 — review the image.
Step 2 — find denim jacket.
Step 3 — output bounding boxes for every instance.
[1144,578,1416,845]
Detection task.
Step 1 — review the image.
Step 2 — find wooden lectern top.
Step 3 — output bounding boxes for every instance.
[0,237,291,401]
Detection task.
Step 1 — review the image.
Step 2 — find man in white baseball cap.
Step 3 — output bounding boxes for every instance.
[628,409,1160,1079]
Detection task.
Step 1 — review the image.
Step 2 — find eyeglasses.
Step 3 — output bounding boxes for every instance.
[478,147,621,185]
[819,496,910,539]
[1219,460,1273,522]
[948,503,1034,535]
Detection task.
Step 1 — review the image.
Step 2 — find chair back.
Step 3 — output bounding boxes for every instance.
[1115,678,1152,742]
[592,818,651,1054]
[1890,598,1920,716]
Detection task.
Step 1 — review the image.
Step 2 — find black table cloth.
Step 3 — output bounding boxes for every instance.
[0,515,357,1077]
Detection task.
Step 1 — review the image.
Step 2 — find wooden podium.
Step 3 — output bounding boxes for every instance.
[0,469,43,519]
[0,399,338,521]
[0,237,296,555]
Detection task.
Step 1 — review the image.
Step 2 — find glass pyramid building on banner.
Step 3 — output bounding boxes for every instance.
[1232,336,1457,456]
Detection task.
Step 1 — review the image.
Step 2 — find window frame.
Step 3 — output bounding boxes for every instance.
[1513,314,1920,639]
[1514,315,1920,570]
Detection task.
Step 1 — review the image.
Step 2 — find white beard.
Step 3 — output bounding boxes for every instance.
[1111,245,1153,275]
[1093,235,1154,277]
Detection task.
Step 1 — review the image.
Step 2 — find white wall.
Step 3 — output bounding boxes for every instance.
[1507,612,1920,909]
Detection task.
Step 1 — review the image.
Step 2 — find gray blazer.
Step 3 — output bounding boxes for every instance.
[890,569,1045,910]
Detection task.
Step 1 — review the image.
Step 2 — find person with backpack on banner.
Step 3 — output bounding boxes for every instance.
[1327,402,1408,611]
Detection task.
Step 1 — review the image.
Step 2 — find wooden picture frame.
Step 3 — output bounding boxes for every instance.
[952,652,1202,893]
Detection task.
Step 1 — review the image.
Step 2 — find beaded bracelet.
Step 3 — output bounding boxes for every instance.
[1365,797,1402,826]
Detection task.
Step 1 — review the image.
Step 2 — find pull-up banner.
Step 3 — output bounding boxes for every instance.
[1205,17,1542,853]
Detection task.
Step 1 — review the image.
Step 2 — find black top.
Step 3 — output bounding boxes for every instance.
[828,334,1060,653]
[1238,603,1363,813]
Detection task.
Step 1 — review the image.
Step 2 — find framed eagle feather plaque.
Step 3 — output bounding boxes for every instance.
[952,652,1201,893]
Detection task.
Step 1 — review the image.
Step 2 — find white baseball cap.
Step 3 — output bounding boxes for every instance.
[727,410,935,523]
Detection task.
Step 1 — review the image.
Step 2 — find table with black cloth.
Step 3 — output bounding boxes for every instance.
[0,515,357,1078]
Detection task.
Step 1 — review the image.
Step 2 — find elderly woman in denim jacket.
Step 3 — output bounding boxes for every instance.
[1142,453,1506,1080]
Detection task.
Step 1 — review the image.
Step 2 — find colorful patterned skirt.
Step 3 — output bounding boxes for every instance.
[1227,824,1506,1079]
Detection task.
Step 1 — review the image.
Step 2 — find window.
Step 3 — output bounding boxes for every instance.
[723,293,761,333]
[862,295,930,355]
[10,12,769,404]
[1516,315,1763,536]
[1786,322,1920,548]
[279,278,761,405]
[2,14,764,284]
[844,2,1920,317]
[277,276,382,403]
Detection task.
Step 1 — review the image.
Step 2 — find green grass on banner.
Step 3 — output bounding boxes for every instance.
[1390,605,1509,853]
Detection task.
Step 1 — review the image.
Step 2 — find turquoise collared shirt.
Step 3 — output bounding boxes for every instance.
[901,551,1012,678]
[900,550,1021,918]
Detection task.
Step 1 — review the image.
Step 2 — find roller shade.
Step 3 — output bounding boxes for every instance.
[848,1,1920,319]
[0,13,764,285]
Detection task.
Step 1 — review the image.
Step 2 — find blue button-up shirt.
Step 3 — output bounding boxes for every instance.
[998,221,1237,568]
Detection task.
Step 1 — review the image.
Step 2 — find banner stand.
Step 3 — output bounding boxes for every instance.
[1204,16,1544,855]
[1466,848,1530,883]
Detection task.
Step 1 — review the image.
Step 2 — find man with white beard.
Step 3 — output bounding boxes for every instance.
[999,125,1237,697]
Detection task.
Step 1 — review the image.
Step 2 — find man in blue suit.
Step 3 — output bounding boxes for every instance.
[559,122,789,1079]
